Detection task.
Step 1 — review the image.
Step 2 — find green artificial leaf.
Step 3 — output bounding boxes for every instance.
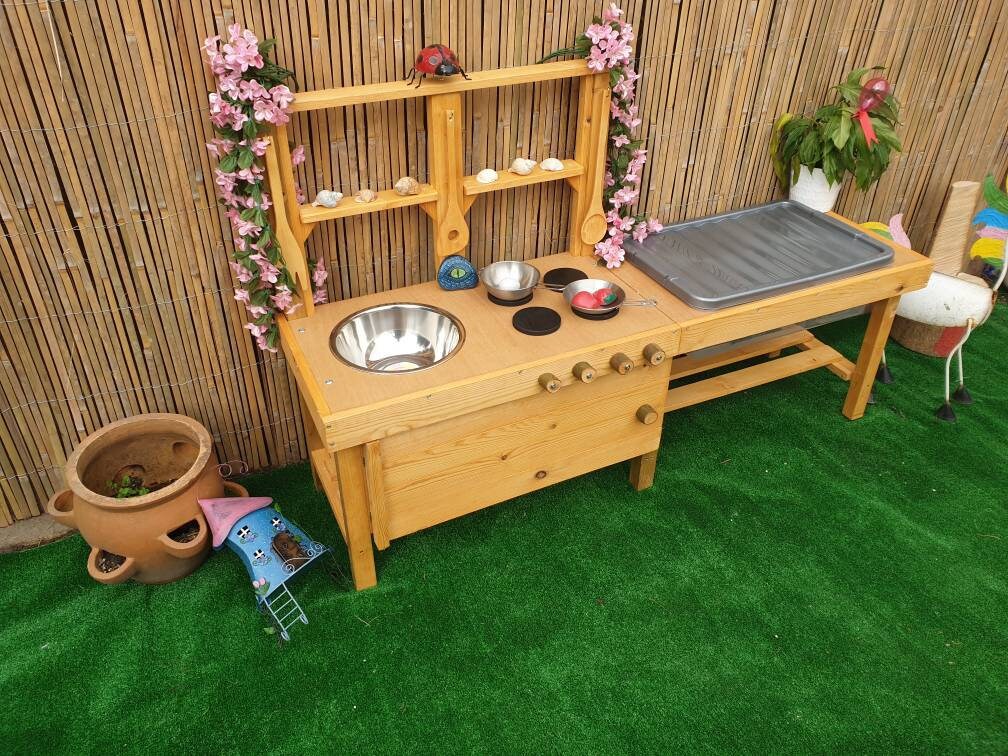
[831,115,852,149]
[243,120,258,140]
[260,38,277,55]
[798,129,822,167]
[846,67,871,86]
[983,174,1008,214]
[219,153,238,172]
[237,148,255,170]
[836,83,860,106]
[821,148,842,185]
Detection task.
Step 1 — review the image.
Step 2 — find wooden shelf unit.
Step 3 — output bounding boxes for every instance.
[461,160,584,197]
[297,185,438,225]
[262,60,611,318]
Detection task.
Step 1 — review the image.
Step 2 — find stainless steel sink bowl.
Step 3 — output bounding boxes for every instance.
[330,303,464,373]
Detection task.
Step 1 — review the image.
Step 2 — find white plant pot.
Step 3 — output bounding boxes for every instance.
[788,166,842,212]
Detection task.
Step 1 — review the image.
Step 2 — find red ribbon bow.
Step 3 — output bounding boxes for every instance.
[852,76,891,148]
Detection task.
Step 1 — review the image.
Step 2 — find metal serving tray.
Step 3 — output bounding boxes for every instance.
[623,200,893,310]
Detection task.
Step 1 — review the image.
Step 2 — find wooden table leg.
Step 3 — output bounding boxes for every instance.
[629,450,659,491]
[299,398,323,491]
[843,296,900,420]
[334,445,378,590]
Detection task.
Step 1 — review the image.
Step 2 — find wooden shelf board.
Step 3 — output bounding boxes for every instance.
[290,60,591,112]
[298,185,437,224]
[463,160,584,196]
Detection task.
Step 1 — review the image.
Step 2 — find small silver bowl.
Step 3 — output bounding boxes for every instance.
[330,303,464,373]
[479,260,541,301]
[562,278,626,315]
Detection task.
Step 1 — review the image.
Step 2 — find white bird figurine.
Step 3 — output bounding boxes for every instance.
[884,191,1006,421]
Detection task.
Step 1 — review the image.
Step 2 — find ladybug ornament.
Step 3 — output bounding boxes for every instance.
[407,44,471,88]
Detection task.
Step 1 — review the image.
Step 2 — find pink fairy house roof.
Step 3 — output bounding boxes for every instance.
[198,496,274,548]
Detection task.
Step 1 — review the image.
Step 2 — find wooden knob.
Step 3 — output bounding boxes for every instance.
[572,361,596,383]
[643,343,666,366]
[609,352,634,375]
[636,404,659,425]
[538,373,561,393]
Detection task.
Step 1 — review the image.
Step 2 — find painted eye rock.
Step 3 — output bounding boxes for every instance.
[406,44,472,88]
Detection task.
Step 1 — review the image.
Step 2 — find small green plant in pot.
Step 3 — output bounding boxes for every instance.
[772,67,901,211]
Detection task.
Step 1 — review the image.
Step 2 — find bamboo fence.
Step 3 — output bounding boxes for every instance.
[1,0,1006,524]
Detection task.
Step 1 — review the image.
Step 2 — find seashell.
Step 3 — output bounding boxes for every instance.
[394,176,420,196]
[311,190,343,208]
[475,168,499,184]
[355,188,378,203]
[509,158,537,176]
[539,158,564,172]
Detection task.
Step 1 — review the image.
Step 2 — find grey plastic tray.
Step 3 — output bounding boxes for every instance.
[623,200,893,310]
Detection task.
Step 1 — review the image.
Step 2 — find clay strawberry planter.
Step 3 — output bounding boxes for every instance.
[47,413,247,585]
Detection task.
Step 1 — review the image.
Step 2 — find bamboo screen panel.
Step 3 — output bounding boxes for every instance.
[1,1,1006,523]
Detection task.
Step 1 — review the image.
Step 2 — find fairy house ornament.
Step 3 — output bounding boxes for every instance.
[198,495,331,641]
[406,44,471,87]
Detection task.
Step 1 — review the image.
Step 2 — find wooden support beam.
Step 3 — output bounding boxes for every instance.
[629,450,659,491]
[665,344,839,412]
[843,297,900,420]
[669,330,816,380]
[334,445,378,590]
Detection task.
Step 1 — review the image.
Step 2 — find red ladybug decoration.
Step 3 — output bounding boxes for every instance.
[406,44,471,88]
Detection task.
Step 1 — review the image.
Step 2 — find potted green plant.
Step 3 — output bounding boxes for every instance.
[771,67,901,211]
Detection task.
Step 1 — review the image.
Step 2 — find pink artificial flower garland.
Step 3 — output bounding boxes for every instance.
[203,25,327,352]
[542,4,662,267]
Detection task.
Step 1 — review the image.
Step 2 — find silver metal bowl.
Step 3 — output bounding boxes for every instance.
[330,303,464,373]
[562,278,627,315]
[479,260,541,301]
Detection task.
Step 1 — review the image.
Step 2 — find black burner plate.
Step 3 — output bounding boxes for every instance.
[572,307,619,320]
[543,267,589,291]
[488,292,533,307]
[512,306,561,336]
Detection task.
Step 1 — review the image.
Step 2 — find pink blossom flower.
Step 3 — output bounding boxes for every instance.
[587,47,609,72]
[251,253,280,284]
[234,287,250,304]
[646,219,663,234]
[312,257,328,289]
[612,134,630,148]
[234,216,261,238]
[271,285,295,312]
[295,185,306,204]
[248,304,270,317]
[632,222,649,243]
[244,138,270,157]
[585,24,615,45]
[291,144,306,166]
[595,237,625,268]
[244,321,268,338]
[313,290,328,305]
[230,261,254,284]
[602,3,623,22]
[222,25,263,72]
[270,85,294,109]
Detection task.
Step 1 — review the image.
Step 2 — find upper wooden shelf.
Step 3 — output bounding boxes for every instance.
[462,160,584,196]
[298,185,437,225]
[290,60,591,113]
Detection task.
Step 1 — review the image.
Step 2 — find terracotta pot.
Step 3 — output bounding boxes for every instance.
[47,414,248,585]
[789,166,843,212]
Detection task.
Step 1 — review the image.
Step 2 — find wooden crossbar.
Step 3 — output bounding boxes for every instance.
[289,60,592,112]
[665,330,855,412]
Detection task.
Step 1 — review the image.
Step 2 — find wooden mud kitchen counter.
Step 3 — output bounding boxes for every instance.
[262,61,932,589]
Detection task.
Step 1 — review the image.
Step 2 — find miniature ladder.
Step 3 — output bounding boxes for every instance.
[262,584,308,641]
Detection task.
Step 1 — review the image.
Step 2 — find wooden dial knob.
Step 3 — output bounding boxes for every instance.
[538,373,561,393]
[609,352,634,375]
[636,404,659,425]
[643,343,666,366]
[572,361,596,383]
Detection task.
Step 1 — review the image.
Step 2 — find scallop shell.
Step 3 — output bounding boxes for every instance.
[509,158,537,175]
[394,176,420,196]
[311,190,343,208]
[475,168,499,184]
[355,188,378,203]
[539,158,564,172]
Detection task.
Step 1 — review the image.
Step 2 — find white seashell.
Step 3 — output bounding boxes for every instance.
[475,168,499,184]
[311,190,343,208]
[355,188,378,203]
[509,158,537,176]
[394,176,420,196]
[539,158,564,172]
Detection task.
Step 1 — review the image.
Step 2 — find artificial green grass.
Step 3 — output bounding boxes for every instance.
[2,309,1006,754]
